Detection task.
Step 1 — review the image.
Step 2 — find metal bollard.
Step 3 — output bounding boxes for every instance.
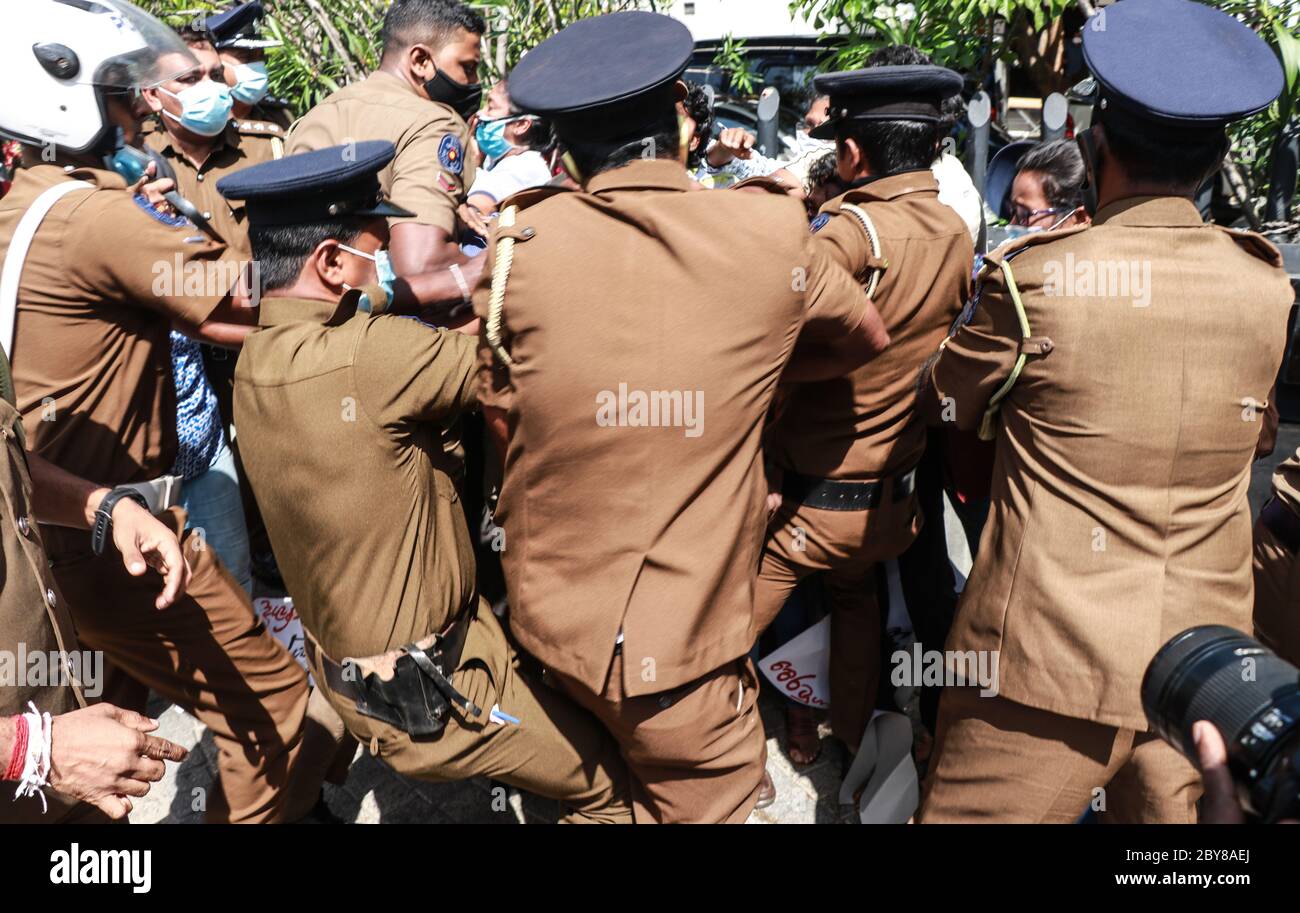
[757,87,781,159]
[967,90,992,194]
[1042,92,1068,143]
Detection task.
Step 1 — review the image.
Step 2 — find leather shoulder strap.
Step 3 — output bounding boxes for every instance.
[0,180,93,358]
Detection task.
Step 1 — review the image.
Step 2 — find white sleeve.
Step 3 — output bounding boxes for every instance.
[467,152,552,206]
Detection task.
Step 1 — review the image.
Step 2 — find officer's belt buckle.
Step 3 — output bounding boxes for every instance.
[784,467,917,512]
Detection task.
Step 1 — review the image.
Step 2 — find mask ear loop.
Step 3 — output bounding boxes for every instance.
[1045,208,1080,232]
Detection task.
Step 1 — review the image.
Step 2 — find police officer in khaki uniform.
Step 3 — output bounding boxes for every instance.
[141,27,274,260]
[141,20,359,790]
[0,350,189,823]
[287,0,484,281]
[0,0,325,823]
[141,22,279,578]
[221,141,632,823]
[754,62,972,754]
[475,12,890,823]
[916,0,1294,823]
[201,2,295,151]
[1254,447,1300,666]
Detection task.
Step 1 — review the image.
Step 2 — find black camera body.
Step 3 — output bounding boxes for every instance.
[1143,625,1300,823]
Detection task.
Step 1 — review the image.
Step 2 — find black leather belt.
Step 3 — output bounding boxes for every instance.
[305,610,479,738]
[1261,498,1300,554]
[782,467,917,512]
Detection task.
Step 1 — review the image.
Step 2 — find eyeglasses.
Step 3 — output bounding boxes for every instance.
[1010,205,1067,227]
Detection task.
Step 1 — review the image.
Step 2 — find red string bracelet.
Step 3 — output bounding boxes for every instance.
[4,714,28,781]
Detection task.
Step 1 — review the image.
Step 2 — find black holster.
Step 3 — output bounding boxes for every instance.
[312,612,480,739]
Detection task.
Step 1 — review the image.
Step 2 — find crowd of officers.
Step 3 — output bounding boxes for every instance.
[0,0,1296,825]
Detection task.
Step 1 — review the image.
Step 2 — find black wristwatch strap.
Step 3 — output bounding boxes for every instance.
[91,487,150,557]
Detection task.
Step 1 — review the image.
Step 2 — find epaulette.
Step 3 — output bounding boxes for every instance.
[1213,224,1283,268]
[499,183,572,213]
[232,118,286,137]
[730,175,789,196]
[817,194,890,293]
[982,222,1090,272]
[967,225,1091,442]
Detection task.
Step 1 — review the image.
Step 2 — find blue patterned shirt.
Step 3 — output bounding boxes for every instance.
[170,331,225,480]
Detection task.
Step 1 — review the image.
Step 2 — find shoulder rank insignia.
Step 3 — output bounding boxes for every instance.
[810,213,831,233]
[438,134,464,175]
[132,193,189,228]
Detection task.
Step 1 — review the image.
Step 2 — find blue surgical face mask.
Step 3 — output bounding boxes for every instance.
[476,115,534,161]
[475,118,512,160]
[160,80,234,137]
[339,243,397,305]
[231,62,270,106]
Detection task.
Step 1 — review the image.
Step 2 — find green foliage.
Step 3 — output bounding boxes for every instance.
[712,33,757,97]
[1212,1,1300,225]
[138,1,665,115]
[478,1,665,82]
[789,0,1072,75]
[138,1,384,113]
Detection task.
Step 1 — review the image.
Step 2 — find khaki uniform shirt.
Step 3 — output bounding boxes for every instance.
[929,195,1294,729]
[474,160,871,696]
[0,162,236,557]
[144,120,280,259]
[286,72,476,235]
[0,365,87,823]
[0,383,83,719]
[769,171,972,479]
[233,290,478,661]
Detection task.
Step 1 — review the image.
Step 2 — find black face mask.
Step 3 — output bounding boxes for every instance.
[424,69,483,121]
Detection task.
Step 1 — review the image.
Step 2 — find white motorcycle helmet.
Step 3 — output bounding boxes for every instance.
[0,0,197,155]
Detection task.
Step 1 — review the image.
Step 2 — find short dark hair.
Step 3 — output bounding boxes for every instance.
[248,220,366,291]
[864,44,931,67]
[1015,139,1086,212]
[806,149,839,188]
[1099,113,1228,188]
[499,80,555,153]
[682,82,713,170]
[838,120,941,175]
[839,43,945,174]
[562,109,681,180]
[177,25,213,49]
[381,0,485,57]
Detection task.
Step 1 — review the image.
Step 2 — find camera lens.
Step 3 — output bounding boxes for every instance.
[1143,626,1300,820]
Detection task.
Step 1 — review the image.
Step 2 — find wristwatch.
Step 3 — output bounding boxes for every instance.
[91,487,150,557]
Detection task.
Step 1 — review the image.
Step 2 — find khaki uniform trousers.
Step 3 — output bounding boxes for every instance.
[548,651,766,824]
[917,686,1201,824]
[313,604,632,824]
[753,479,920,747]
[1252,522,1300,667]
[54,507,328,823]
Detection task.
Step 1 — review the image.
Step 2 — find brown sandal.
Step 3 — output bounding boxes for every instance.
[786,704,822,766]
